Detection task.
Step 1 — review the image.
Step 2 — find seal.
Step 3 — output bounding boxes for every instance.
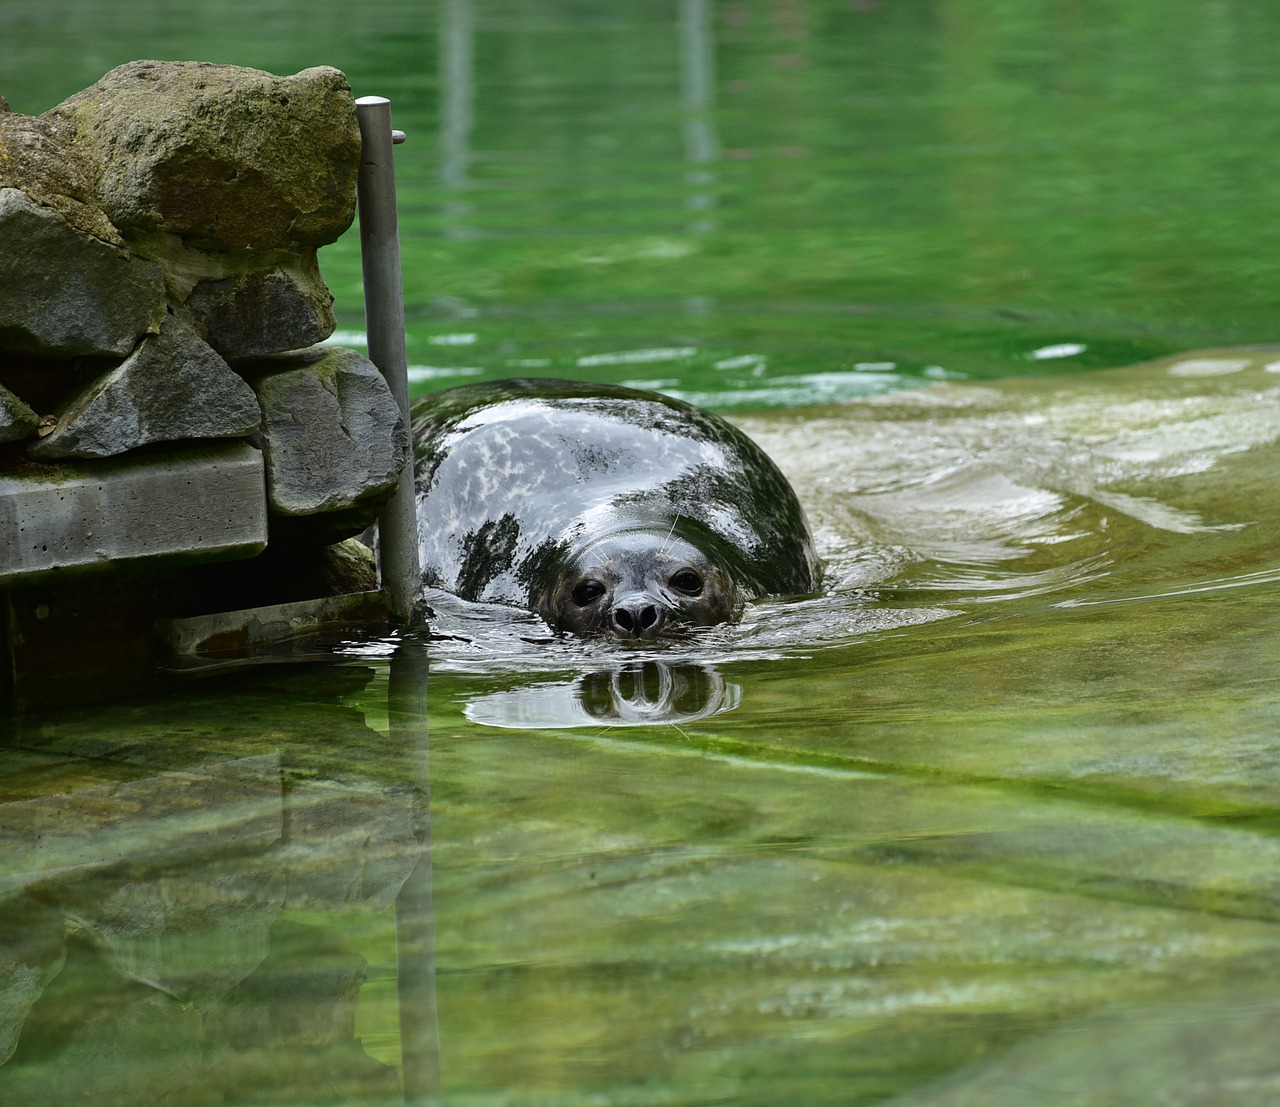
[410,378,822,640]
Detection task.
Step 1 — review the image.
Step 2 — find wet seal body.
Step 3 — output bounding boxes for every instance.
[410,378,821,640]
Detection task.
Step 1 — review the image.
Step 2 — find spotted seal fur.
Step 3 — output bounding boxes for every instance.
[410,378,821,640]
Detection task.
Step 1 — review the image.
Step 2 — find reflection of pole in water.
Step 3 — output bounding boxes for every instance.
[679,0,718,234]
[388,638,440,1105]
[439,0,474,238]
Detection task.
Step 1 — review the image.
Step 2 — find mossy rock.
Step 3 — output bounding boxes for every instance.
[46,60,361,253]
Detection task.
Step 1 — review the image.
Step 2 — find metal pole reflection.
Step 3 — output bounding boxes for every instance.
[679,0,719,235]
[388,637,440,1105]
[440,0,474,239]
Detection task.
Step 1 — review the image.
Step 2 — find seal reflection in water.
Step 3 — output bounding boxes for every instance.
[410,379,822,640]
[464,661,743,729]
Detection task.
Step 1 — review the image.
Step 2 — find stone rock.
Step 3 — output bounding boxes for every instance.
[211,920,401,1097]
[0,382,38,442]
[47,60,360,253]
[0,187,166,357]
[320,536,379,595]
[71,867,284,1003]
[244,346,409,522]
[0,111,122,243]
[188,255,335,360]
[28,317,260,459]
[12,975,204,1105]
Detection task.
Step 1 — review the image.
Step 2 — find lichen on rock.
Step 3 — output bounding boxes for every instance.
[0,111,122,244]
[0,382,38,443]
[46,60,361,254]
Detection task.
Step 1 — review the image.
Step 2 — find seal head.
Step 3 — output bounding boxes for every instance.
[542,531,739,640]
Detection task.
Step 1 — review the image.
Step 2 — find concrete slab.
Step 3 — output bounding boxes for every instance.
[156,589,390,669]
[0,442,267,584]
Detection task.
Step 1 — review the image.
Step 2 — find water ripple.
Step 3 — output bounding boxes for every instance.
[1054,565,1280,609]
[418,349,1280,674]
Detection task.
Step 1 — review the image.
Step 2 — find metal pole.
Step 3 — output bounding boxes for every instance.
[355,95,421,625]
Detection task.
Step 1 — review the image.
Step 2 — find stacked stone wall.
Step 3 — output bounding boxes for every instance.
[0,60,408,563]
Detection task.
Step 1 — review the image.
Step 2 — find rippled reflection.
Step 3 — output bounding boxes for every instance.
[0,648,438,1106]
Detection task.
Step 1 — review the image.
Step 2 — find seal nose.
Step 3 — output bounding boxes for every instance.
[611,598,667,638]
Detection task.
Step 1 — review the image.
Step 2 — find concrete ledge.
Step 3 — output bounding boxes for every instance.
[0,442,267,584]
[156,589,390,669]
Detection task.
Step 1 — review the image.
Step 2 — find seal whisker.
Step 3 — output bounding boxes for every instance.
[659,514,681,557]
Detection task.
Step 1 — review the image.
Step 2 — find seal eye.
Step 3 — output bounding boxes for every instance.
[572,580,606,606]
[670,569,703,596]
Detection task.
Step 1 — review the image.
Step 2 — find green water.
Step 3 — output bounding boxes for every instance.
[5,2,1280,1104]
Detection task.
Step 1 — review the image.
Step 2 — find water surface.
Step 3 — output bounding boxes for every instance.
[4,2,1280,1104]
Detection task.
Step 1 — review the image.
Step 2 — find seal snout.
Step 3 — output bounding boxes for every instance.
[610,596,669,639]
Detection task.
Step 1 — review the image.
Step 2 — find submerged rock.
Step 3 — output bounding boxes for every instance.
[28,317,260,458]
[0,898,65,1067]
